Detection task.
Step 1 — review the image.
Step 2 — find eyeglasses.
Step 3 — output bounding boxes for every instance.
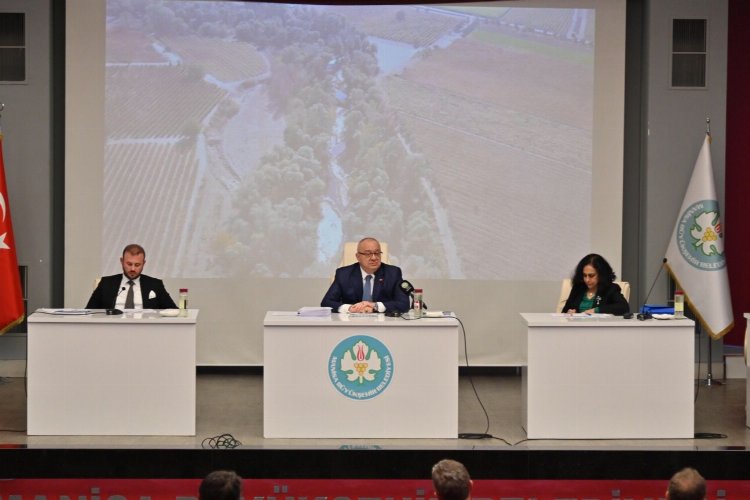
[357,251,383,259]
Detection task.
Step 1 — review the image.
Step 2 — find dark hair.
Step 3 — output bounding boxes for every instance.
[122,243,146,258]
[571,253,616,292]
[199,470,242,500]
[432,459,471,500]
[668,467,706,500]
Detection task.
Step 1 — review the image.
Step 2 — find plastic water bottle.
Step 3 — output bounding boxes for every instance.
[179,288,188,317]
[674,290,684,319]
[413,288,423,318]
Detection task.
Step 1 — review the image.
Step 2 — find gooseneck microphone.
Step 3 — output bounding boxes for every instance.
[399,280,427,309]
[399,280,415,296]
[637,258,667,320]
[106,286,126,315]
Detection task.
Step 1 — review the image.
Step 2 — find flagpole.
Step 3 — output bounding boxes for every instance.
[700,117,719,387]
[699,321,721,387]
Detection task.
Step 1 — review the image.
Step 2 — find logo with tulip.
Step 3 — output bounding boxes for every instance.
[675,199,726,270]
[329,335,393,400]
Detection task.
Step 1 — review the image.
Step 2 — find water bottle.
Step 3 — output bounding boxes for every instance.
[413,288,423,318]
[179,288,188,317]
[674,290,684,319]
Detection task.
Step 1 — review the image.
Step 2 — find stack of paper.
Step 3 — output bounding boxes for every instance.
[297,307,332,317]
[37,308,93,315]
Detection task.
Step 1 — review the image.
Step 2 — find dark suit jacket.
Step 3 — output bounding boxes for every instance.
[86,274,177,309]
[562,281,629,315]
[321,262,410,313]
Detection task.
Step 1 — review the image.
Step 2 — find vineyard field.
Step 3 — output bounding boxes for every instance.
[103,142,199,276]
[328,5,465,47]
[107,27,166,63]
[106,66,226,139]
[399,113,590,279]
[159,36,267,82]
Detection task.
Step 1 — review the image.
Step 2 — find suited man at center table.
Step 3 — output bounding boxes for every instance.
[86,243,177,310]
[321,237,410,314]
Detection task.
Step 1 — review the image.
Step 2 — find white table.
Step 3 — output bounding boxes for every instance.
[263,311,459,438]
[27,309,198,435]
[521,313,694,439]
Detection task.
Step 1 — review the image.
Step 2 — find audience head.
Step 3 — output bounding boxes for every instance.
[356,237,383,275]
[571,253,616,291]
[120,243,146,280]
[432,459,472,500]
[666,467,706,500]
[199,470,242,500]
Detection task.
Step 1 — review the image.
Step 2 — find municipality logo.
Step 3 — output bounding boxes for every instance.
[675,199,726,270]
[328,335,393,400]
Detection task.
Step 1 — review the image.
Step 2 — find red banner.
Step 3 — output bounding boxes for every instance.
[1,478,748,500]
[0,133,24,334]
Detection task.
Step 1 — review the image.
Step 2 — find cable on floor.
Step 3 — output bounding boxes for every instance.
[202,433,242,449]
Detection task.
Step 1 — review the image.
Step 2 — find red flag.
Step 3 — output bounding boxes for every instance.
[0,133,24,334]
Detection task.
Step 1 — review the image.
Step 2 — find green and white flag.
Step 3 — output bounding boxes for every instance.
[665,133,733,339]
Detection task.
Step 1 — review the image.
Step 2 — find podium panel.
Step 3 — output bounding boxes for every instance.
[521,313,694,439]
[263,312,459,438]
[27,310,198,436]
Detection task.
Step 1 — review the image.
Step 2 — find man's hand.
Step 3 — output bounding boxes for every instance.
[350,301,375,313]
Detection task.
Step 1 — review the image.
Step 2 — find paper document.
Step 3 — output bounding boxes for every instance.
[37,308,93,315]
[297,307,332,317]
[551,312,613,319]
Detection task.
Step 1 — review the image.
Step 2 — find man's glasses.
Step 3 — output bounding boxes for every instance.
[357,251,383,259]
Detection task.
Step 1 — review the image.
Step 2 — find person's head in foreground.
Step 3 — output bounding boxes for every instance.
[199,470,243,500]
[666,467,706,500]
[432,459,472,500]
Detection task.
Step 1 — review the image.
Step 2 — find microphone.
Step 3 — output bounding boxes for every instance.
[399,280,415,295]
[399,280,427,309]
[106,286,126,315]
[637,258,667,320]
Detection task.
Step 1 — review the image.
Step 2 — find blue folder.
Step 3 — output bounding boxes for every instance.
[640,304,675,314]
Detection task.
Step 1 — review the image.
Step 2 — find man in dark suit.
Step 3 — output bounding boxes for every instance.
[86,243,177,310]
[321,237,410,313]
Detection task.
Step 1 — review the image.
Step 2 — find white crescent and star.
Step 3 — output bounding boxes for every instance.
[0,193,9,250]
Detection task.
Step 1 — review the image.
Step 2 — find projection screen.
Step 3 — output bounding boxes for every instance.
[66,0,626,365]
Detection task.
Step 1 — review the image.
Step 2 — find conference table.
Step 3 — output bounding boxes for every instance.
[521,312,695,439]
[263,311,459,438]
[27,309,198,436]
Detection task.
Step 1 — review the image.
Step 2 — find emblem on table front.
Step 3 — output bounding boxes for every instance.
[328,335,393,400]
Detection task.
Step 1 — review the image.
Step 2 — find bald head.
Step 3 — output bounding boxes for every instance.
[667,467,706,500]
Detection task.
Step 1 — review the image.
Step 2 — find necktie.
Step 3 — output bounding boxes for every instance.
[125,280,135,309]
[362,275,373,301]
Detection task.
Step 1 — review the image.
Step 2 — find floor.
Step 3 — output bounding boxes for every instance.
[1,372,748,450]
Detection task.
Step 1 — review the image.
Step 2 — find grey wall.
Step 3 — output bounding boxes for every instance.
[626,0,728,362]
[0,0,54,367]
[641,0,727,303]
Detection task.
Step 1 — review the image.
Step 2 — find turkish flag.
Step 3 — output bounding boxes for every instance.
[0,134,24,334]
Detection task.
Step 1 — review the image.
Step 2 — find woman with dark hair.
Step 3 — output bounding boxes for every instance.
[562,253,630,315]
